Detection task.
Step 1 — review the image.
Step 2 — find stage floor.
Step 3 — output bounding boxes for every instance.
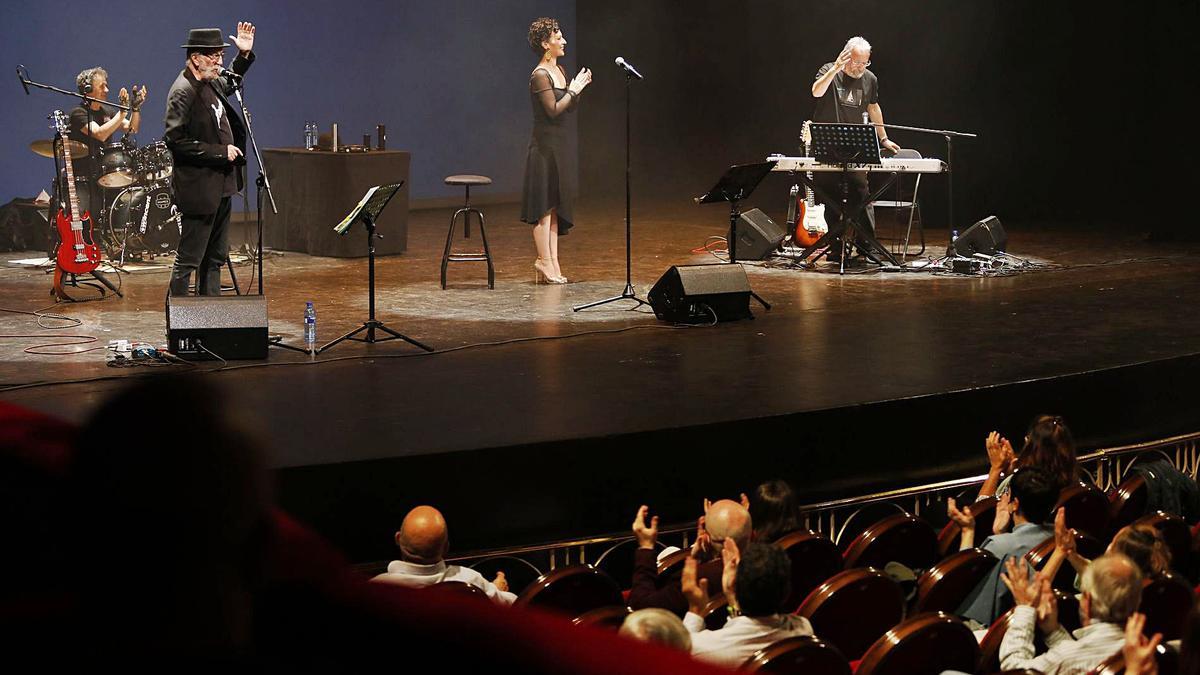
[4,198,1200,557]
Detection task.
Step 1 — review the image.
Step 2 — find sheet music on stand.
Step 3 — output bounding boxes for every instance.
[809,123,882,165]
[333,181,404,235]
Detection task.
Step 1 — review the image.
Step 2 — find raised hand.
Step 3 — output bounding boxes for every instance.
[231,21,255,53]
[632,505,658,550]
[690,515,711,558]
[833,47,852,73]
[133,85,147,107]
[493,571,509,593]
[118,87,130,106]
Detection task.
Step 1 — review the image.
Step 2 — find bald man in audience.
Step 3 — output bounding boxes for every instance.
[1000,553,1143,674]
[628,499,753,615]
[619,609,692,652]
[372,505,516,605]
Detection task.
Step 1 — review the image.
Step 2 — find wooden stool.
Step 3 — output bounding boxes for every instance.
[441,175,494,289]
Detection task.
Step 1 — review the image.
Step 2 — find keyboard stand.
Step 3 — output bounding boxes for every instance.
[796,168,902,273]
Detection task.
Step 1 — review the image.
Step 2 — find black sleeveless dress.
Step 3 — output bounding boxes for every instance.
[520,66,577,234]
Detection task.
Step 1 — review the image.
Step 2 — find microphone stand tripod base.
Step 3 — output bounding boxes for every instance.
[572,282,648,312]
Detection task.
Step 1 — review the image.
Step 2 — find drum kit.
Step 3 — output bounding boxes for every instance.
[31,134,181,264]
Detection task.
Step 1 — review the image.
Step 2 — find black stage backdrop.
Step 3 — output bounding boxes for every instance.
[577,1,1196,232]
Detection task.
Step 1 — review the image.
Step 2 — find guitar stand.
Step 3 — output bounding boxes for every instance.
[51,267,123,302]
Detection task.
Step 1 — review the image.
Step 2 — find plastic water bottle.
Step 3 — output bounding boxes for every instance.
[950,230,959,255]
[304,121,315,150]
[304,301,316,351]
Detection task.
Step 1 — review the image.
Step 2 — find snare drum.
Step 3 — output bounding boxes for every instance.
[97,141,135,188]
[136,141,174,182]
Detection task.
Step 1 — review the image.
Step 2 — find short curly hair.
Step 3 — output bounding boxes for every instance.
[528,17,560,56]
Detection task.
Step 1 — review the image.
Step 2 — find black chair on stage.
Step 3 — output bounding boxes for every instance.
[440,174,494,289]
[873,148,925,259]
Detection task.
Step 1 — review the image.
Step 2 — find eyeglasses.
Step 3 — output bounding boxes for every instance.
[849,60,871,67]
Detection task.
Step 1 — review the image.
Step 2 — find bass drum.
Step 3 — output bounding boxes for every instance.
[108,181,181,254]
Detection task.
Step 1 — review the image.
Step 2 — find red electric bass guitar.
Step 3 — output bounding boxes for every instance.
[49,110,102,288]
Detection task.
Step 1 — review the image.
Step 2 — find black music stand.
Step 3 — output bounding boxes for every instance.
[318,182,433,354]
[695,161,774,309]
[798,123,899,272]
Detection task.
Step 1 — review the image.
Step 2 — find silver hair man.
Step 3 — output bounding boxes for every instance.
[620,608,692,651]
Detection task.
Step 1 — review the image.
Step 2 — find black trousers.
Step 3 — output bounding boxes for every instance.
[170,196,231,296]
[814,171,875,257]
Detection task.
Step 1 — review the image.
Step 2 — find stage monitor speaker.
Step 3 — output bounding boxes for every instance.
[734,208,786,260]
[166,295,269,360]
[647,263,753,324]
[952,215,1007,257]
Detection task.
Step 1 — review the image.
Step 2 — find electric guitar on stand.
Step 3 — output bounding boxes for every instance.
[49,110,103,298]
[790,120,828,248]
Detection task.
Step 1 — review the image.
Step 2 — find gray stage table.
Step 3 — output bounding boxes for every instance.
[262,148,410,257]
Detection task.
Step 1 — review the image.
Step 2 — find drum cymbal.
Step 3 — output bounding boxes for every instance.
[30,138,88,159]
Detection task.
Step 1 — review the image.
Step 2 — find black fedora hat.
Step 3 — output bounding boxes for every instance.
[181,28,230,49]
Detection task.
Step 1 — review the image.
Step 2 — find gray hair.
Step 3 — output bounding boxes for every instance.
[76,67,106,95]
[619,608,692,651]
[844,36,872,54]
[1081,553,1143,624]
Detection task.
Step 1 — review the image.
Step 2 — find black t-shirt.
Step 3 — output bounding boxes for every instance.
[811,63,879,124]
[197,83,238,196]
[68,105,113,180]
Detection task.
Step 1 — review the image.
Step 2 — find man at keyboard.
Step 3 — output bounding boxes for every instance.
[811,36,901,262]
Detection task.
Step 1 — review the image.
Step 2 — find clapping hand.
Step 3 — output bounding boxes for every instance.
[1035,577,1059,633]
[946,497,975,530]
[993,491,1014,533]
[986,431,1015,472]
[681,555,710,616]
[632,505,659,550]
[1124,613,1163,675]
[569,67,592,95]
[1054,507,1077,557]
[999,556,1041,608]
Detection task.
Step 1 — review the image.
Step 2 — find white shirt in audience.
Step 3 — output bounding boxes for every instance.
[683,611,813,668]
[372,560,517,605]
[1000,605,1125,675]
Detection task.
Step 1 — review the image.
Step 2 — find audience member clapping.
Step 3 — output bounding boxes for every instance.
[628,500,751,615]
[979,414,1081,503]
[948,467,1058,627]
[680,540,812,668]
[1000,553,1142,673]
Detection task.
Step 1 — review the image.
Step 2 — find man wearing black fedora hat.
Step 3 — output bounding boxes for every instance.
[164,22,255,296]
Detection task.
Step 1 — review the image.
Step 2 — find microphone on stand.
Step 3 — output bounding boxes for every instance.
[614,57,644,80]
[16,65,30,95]
[217,67,243,83]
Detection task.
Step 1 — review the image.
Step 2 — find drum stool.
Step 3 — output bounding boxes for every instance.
[440,174,494,289]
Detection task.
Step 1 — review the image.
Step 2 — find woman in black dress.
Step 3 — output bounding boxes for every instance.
[521,17,591,284]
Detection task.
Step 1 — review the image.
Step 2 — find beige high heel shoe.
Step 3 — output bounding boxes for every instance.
[534,258,557,284]
[550,259,568,284]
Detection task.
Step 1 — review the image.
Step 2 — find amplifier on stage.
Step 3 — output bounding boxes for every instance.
[166,295,268,360]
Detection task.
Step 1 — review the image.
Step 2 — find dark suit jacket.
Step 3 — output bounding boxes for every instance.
[164,51,254,214]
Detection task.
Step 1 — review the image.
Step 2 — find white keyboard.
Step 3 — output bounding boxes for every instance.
[767,155,947,174]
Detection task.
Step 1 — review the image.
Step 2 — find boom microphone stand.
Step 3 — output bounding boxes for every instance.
[865,122,976,246]
[574,66,648,312]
